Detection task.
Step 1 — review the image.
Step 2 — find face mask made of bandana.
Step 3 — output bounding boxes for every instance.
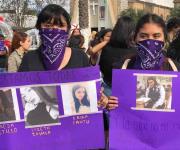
[134,39,165,70]
[39,28,68,70]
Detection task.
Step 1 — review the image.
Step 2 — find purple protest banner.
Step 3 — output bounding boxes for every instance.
[110,69,180,150]
[0,66,105,150]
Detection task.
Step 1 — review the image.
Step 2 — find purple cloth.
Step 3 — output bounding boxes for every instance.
[0,40,5,51]
[134,39,164,70]
[39,28,68,70]
[110,69,180,149]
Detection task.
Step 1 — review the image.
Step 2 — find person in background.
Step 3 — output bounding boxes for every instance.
[166,17,180,42]
[99,16,136,96]
[166,17,180,63]
[70,24,81,37]
[0,29,9,72]
[88,30,97,47]
[68,34,86,52]
[87,29,112,66]
[71,28,81,36]
[8,32,31,72]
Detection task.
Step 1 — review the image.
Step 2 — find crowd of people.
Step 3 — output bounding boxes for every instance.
[0,3,180,149]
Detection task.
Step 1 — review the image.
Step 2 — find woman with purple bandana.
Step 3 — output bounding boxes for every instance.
[18,4,117,110]
[119,13,180,71]
[110,14,180,110]
[19,4,89,71]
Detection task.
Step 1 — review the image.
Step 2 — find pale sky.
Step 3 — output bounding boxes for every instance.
[140,0,174,8]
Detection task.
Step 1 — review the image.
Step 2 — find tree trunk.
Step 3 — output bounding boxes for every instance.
[79,0,89,29]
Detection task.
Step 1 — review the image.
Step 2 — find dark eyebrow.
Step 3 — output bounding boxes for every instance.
[139,32,149,36]
[153,33,161,36]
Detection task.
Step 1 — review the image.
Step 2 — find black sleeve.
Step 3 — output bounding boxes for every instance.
[18,54,29,72]
[99,47,113,85]
[82,51,90,67]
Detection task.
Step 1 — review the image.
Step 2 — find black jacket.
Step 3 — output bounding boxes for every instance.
[19,48,90,72]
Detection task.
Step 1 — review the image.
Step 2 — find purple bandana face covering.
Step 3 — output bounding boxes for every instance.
[134,39,165,70]
[0,40,5,51]
[39,28,68,70]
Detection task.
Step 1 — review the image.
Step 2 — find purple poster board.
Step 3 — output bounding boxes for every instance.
[0,66,105,150]
[110,69,180,150]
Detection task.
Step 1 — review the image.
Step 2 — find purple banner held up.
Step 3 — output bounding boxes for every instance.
[0,66,105,150]
[110,69,180,150]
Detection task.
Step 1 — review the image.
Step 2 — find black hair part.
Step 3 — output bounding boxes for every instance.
[135,13,167,41]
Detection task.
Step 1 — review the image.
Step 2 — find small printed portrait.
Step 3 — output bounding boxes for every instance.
[0,88,19,123]
[20,86,60,127]
[135,76,173,111]
[61,81,98,115]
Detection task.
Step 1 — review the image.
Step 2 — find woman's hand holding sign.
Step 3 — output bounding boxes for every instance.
[98,89,119,110]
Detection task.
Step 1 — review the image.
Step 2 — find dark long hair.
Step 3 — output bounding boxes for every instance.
[109,16,135,48]
[134,13,167,41]
[72,85,90,113]
[68,35,85,49]
[31,87,58,105]
[36,4,71,32]
[91,28,112,47]
[147,77,158,87]
[11,32,28,53]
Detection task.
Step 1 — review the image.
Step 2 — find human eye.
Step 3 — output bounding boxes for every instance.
[139,33,148,39]
[153,33,161,39]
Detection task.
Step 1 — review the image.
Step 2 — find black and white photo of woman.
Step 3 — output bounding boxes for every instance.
[20,86,60,126]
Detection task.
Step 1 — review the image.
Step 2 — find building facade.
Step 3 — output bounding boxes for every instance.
[174,0,180,8]
[84,0,174,31]
[128,0,172,20]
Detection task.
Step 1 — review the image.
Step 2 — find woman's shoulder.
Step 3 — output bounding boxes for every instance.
[68,48,90,68]
[23,50,43,64]
[71,47,87,56]
[113,57,136,69]
[9,50,19,58]
[24,50,40,58]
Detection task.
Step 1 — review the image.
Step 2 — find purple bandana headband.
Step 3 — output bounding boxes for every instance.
[39,28,68,70]
[134,39,165,70]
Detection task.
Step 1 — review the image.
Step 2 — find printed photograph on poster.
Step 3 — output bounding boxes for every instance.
[0,88,20,123]
[61,81,98,115]
[132,74,176,112]
[20,86,60,127]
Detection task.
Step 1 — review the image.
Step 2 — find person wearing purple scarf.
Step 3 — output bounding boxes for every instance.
[109,14,180,111]
[113,14,180,72]
[18,4,119,149]
[19,4,89,71]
